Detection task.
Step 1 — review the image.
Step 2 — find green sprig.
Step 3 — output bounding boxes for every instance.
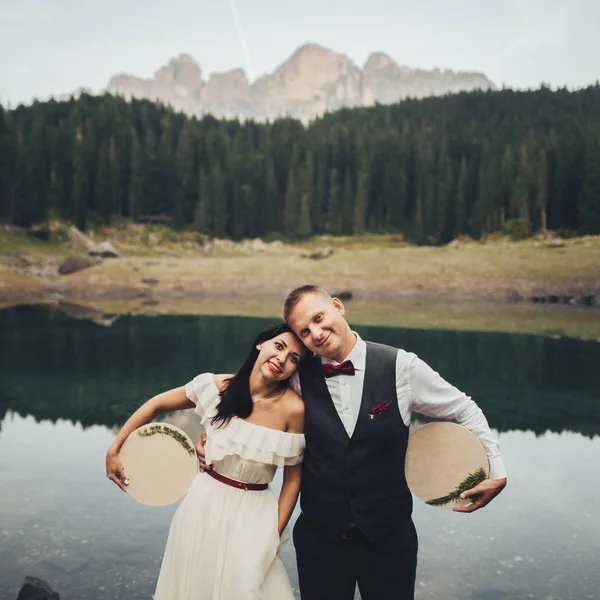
[425,467,487,507]
[138,424,195,456]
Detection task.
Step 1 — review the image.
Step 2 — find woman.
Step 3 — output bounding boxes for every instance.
[105,323,306,600]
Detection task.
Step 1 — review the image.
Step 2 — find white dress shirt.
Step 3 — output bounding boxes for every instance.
[294,332,507,480]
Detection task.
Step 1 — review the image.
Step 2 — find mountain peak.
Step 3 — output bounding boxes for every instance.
[281,42,354,72]
[292,42,336,58]
[173,53,198,65]
[364,52,397,71]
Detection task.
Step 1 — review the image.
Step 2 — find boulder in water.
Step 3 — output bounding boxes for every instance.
[16,576,60,600]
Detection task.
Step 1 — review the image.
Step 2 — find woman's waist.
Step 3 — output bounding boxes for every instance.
[210,457,276,485]
[206,468,272,491]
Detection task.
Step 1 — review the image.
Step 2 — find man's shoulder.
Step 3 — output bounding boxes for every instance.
[364,341,416,367]
[364,340,404,355]
[364,340,397,351]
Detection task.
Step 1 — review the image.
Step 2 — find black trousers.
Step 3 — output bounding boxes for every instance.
[293,513,418,600]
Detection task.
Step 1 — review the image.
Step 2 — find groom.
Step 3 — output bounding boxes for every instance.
[282,285,507,600]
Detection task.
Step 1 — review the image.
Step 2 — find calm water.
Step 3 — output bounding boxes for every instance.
[1,305,599,600]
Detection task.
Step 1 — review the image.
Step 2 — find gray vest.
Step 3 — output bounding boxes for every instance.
[299,341,413,542]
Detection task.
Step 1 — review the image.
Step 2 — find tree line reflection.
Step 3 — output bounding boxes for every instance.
[1,305,598,437]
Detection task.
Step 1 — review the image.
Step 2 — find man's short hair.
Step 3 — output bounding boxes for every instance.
[283,285,331,322]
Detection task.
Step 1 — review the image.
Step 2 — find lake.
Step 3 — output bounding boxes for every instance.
[1,305,599,600]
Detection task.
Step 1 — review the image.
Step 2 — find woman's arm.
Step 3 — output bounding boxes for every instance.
[105,386,195,491]
[278,463,302,535]
[277,389,305,534]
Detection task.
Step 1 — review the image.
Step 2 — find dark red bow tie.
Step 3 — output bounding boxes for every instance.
[321,360,356,378]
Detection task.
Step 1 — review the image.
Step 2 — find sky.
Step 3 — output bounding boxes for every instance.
[0,0,598,107]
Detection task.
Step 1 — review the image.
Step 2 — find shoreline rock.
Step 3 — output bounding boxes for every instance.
[17,576,60,600]
[57,255,102,275]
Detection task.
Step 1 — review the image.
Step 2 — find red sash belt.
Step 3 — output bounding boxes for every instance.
[206,468,268,491]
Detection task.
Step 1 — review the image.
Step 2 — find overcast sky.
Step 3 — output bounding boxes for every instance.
[0,0,598,107]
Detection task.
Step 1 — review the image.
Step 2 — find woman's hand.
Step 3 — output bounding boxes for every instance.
[104,386,195,492]
[195,432,212,472]
[106,449,129,492]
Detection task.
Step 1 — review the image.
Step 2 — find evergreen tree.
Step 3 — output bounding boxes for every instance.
[499,146,515,230]
[95,139,118,225]
[211,163,227,238]
[313,158,328,234]
[27,122,50,225]
[298,193,312,239]
[514,144,532,232]
[342,167,354,235]
[537,147,548,234]
[194,167,211,233]
[0,110,14,221]
[143,128,159,214]
[174,119,197,228]
[435,143,452,242]
[263,156,280,236]
[423,174,436,243]
[284,167,298,239]
[389,167,408,232]
[72,129,90,230]
[108,136,121,217]
[579,128,600,234]
[129,130,143,221]
[10,135,35,227]
[454,157,468,238]
[353,170,368,234]
[302,150,315,233]
[231,184,254,240]
[327,168,342,234]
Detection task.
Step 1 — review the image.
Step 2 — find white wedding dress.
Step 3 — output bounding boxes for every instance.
[154,373,305,600]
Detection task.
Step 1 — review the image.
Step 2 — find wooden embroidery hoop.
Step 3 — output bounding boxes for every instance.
[405,422,489,509]
[119,423,198,506]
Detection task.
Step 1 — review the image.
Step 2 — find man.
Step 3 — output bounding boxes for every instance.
[197,285,507,599]
[283,285,506,600]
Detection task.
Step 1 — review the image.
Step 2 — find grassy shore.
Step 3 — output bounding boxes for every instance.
[1,224,599,339]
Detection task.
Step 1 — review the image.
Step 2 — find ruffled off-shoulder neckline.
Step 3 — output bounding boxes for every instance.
[204,376,304,439]
[188,373,305,467]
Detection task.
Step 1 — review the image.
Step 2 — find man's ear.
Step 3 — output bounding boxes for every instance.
[332,297,345,316]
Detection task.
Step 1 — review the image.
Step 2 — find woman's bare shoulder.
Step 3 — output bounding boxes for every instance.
[212,374,233,392]
[283,386,304,408]
[282,387,305,432]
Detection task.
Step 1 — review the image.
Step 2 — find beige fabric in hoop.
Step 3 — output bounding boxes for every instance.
[405,422,489,509]
[119,422,198,506]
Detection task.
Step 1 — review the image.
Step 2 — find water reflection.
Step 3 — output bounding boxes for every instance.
[1,305,599,437]
[1,306,599,600]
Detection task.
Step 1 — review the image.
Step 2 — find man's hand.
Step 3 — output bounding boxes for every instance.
[453,477,507,513]
[195,432,212,472]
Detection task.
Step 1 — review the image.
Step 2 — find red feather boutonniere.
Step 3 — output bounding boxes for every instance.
[369,400,393,420]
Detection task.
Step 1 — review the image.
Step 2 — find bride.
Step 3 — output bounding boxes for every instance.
[106,322,306,599]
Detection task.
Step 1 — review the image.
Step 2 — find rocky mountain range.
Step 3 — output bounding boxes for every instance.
[106,43,495,122]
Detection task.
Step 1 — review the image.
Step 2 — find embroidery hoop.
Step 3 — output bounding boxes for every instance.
[119,422,198,506]
[405,422,489,509]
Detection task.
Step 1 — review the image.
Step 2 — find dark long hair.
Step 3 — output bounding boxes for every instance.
[211,322,302,428]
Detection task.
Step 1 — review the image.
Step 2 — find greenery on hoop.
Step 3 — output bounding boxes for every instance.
[426,467,487,507]
[137,424,195,456]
